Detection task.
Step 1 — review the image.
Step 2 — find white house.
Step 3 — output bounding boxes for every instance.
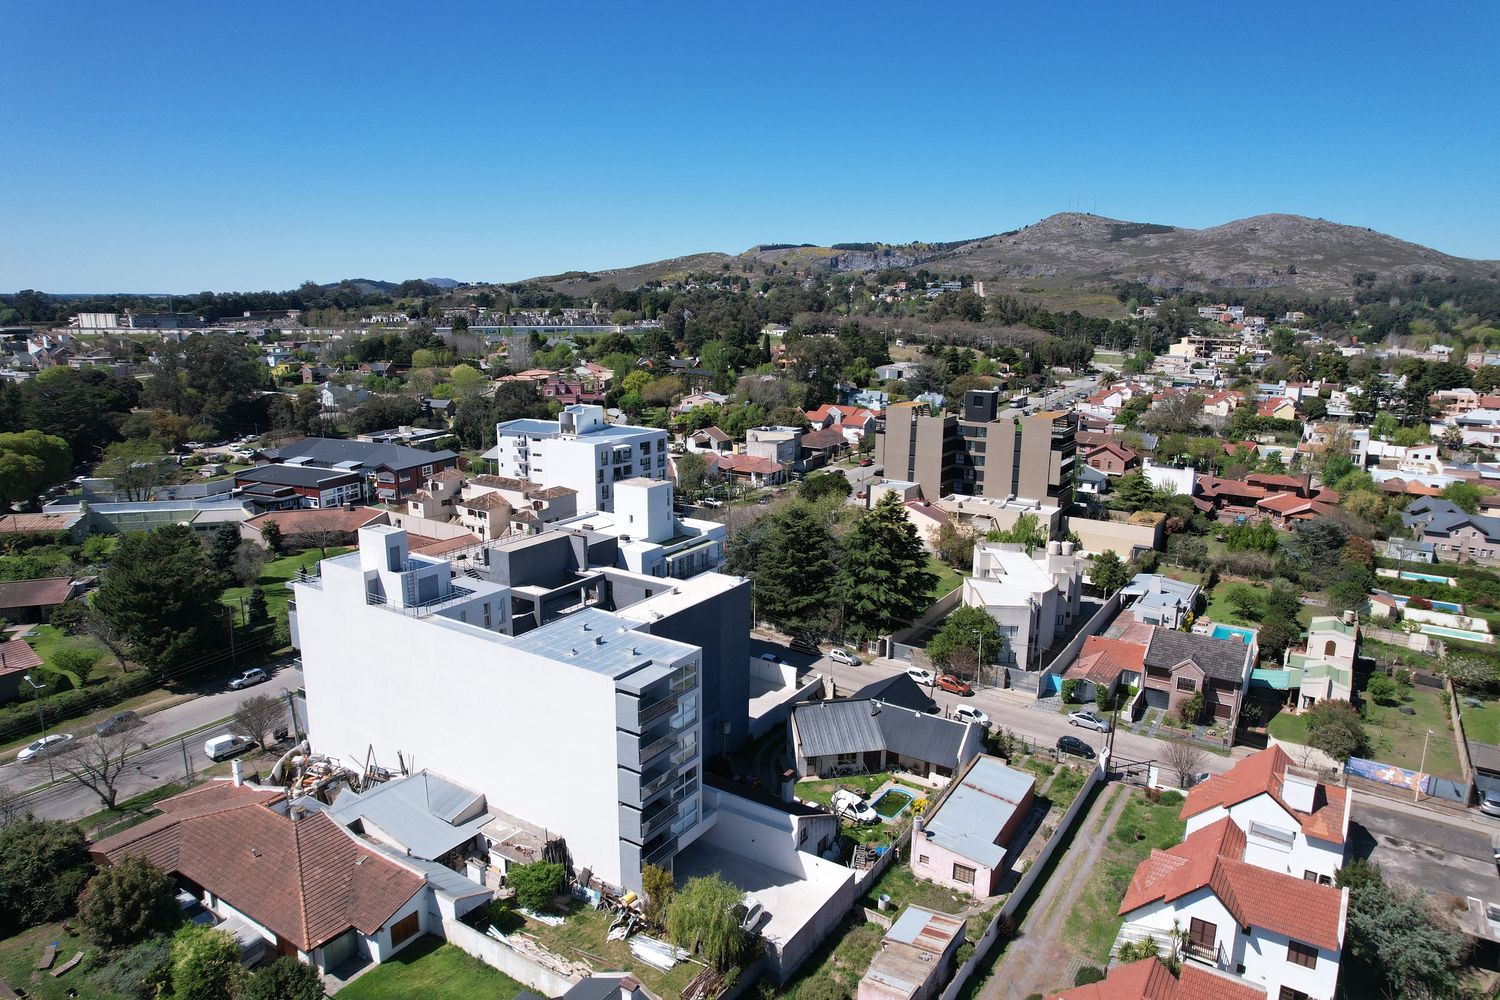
[1117,817,1347,1000]
[293,524,709,893]
[552,478,727,579]
[1179,745,1351,884]
[962,541,1085,671]
[1141,459,1197,497]
[493,404,669,513]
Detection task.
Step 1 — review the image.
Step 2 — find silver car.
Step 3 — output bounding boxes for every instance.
[829,648,861,666]
[1068,710,1111,733]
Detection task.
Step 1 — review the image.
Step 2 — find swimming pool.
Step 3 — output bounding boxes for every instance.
[1397,570,1456,585]
[1420,624,1495,644]
[871,787,917,819]
[1210,625,1256,644]
[1376,591,1465,613]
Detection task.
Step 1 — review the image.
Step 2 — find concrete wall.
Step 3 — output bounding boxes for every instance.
[441,918,576,997]
[1037,590,1122,694]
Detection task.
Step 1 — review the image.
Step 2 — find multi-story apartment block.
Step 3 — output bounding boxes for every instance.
[553,478,727,580]
[293,524,738,893]
[493,405,669,513]
[962,540,1085,671]
[877,390,1076,508]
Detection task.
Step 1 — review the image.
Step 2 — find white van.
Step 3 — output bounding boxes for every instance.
[204,734,255,761]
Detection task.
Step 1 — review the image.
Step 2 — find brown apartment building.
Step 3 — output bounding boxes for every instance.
[877,389,1077,507]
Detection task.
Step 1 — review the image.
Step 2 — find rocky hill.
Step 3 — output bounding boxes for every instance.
[531,213,1498,296]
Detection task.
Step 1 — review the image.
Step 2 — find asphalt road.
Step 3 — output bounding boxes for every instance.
[1,660,303,822]
[1350,796,1500,905]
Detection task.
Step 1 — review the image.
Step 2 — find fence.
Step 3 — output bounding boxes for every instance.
[440,917,576,997]
[938,763,1106,1000]
[1035,591,1123,699]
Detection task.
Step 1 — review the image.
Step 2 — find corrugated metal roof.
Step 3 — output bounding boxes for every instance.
[792,699,970,769]
[921,757,1035,870]
[328,771,491,861]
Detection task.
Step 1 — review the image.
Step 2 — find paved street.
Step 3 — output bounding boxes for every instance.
[1350,795,1500,906]
[1,659,302,822]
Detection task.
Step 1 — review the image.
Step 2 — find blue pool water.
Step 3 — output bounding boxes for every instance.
[1420,624,1494,644]
[1399,571,1455,584]
[1210,625,1255,644]
[1375,590,1465,613]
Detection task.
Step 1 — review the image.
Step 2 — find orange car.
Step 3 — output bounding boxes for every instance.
[936,674,973,696]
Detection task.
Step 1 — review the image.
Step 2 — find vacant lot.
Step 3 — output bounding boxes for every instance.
[1461,698,1500,745]
[1363,683,1462,779]
[337,936,525,1000]
[513,903,700,998]
[221,546,350,623]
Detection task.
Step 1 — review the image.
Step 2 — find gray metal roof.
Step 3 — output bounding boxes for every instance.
[920,757,1035,870]
[1144,628,1252,683]
[328,771,491,860]
[264,437,457,471]
[792,699,970,769]
[505,606,693,683]
[235,464,359,488]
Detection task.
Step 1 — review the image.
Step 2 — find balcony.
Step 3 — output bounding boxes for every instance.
[641,801,680,840]
[643,836,678,867]
[639,694,678,727]
[1181,939,1227,969]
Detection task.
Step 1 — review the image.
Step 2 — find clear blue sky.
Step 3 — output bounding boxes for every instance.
[4,1,1498,292]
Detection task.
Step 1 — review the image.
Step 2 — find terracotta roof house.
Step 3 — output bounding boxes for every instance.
[686,426,733,454]
[1256,397,1298,421]
[1200,390,1244,419]
[0,637,44,703]
[804,405,877,441]
[1179,745,1350,883]
[1063,635,1147,701]
[1084,441,1141,476]
[90,779,491,974]
[707,452,786,487]
[0,576,76,623]
[1254,492,1338,528]
[1115,817,1347,1000]
[1244,472,1314,497]
[241,507,387,549]
[1046,957,1267,1000]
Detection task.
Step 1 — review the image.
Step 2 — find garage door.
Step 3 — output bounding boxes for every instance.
[1144,687,1169,711]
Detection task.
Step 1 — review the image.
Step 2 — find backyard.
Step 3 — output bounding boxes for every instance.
[1462,698,1500,745]
[337,936,525,1000]
[1267,678,1464,779]
[221,545,350,624]
[926,556,965,603]
[0,920,124,1000]
[509,903,701,998]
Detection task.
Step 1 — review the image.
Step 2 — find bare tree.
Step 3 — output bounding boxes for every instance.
[232,540,267,587]
[0,784,25,829]
[1163,742,1208,789]
[298,529,349,560]
[81,607,130,669]
[56,733,142,809]
[234,694,287,748]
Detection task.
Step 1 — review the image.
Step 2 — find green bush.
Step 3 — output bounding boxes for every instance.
[508,861,566,912]
[89,933,173,1000]
[1060,679,1081,704]
[77,855,180,949]
[1074,966,1105,985]
[0,817,93,934]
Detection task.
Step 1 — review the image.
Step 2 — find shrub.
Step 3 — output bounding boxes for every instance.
[0,817,92,934]
[641,862,675,928]
[1060,679,1081,704]
[1306,699,1368,762]
[89,933,173,1000]
[1366,674,1401,706]
[1175,692,1204,726]
[1075,966,1106,986]
[77,856,180,949]
[508,861,566,912]
[242,956,324,1000]
[666,874,750,971]
[168,923,244,1000]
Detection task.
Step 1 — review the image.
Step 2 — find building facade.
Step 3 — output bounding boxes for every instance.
[494,405,669,513]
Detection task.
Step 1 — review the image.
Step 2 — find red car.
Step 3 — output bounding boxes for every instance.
[937,674,973,696]
[859,458,874,467]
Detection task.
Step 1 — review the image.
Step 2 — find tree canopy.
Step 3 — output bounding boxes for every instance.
[93,524,227,669]
[837,494,936,640]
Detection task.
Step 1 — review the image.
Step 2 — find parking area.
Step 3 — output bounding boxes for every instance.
[1350,798,1499,905]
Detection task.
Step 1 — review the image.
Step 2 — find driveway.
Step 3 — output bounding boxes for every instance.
[1350,797,1500,906]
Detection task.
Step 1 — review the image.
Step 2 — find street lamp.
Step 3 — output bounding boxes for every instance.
[22,673,55,783]
[1416,728,1435,803]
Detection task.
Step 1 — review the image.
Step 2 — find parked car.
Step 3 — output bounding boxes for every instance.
[831,789,879,824]
[1068,710,1111,733]
[759,652,788,666]
[858,458,874,467]
[96,710,142,737]
[204,734,256,761]
[18,733,73,762]
[954,705,991,727]
[1057,735,1097,759]
[733,895,765,932]
[829,648,861,667]
[229,668,269,690]
[1481,789,1500,818]
[937,674,973,696]
[699,498,724,508]
[907,668,936,686]
[788,635,820,656]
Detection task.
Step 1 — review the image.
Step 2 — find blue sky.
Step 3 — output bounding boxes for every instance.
[3,1,1498,292]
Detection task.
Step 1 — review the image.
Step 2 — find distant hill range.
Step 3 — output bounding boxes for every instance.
[533,212,1499,297]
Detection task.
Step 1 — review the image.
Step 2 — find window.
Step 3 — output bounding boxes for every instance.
[390,911,420,946]
[1188,917,1216,950]
[1278,990,1309,1000]
[1303,870,1319,882]
[1286,940,1317,969]
[952,864,976,885]
[1175,677,1197,692]
[1324,639,1336,656]
[421,464,434,476]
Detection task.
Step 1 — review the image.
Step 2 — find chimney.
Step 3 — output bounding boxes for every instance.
[231,759,244,787]
[1282,770,1318,813]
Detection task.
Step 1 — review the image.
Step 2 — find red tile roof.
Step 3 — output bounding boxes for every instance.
[801,427,849,450]
[1065,636,1147,685]
[1119,817,1345,951]
[409,532,482,556]
[710,454,783,476]
[0,638,43,677]
[245,507,386,535]
[804,404,876,427]
[1047,958,1265,1000]
[0,512,83,534]
[1181,745,1348,844]
[0,577,73,610]
[92,782,425,952]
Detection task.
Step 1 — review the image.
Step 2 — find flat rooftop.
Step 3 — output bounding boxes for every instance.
[673,836,849,952]
[504,606,693,683]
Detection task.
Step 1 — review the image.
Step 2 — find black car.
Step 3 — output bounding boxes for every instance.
[1056,734,1097,760]
[96,710,142,737]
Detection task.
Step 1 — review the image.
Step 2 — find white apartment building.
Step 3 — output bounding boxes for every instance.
[962,541,1084,670]
[1179,746,1351,884]
[552,478,727,579]
[293,524,709,893]
[493,405,669,513]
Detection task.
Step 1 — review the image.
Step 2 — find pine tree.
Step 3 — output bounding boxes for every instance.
[93,525,226,670]
[209,523,241,577]
[751,504,835,637]
[838,493,937,641]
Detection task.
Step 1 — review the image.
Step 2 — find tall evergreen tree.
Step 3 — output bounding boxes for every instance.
[93,524,226,670]
[838,493,937,641]
[751,503,835,637]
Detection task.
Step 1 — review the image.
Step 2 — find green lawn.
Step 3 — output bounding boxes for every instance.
[22,624,117,680]
[1266,710,1310,744]
[1462,699,1500,745]
[926,556,964,603]
[1362,682,1463,779]
[795,772,892,807]
[222,546,351,623]
[1062,790,1186,964]
[0,921,124,1000]
[336,936,525,1000]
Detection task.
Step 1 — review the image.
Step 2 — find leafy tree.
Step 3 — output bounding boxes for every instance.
[260,520,284,555]
[209,523,242,579]
[1339,860,1466,997]
[931,519,981,570]
[925,606,1003,676]
[674,452,712,499]
[93,524,227,670]
[508,861,566,912]
[986,512,1047,552]
[1442,480,1486,514]
[1112,472,1156,511]
[247,585,268,625]
[799,472,851,503]
[98,439,178,502]
[168,923,244,1000]
[0,430,71,508]
[20,365,139,461]
[1305,700,1368,761]
[641,863,675,928]
[1365,674,1401,706]
[90,933,174,1000]
[242,957,324,1000]
[50,643,100,688]
[77,855,179,949]
[0,817,92,934]
[1227,586,1262,621]
[838,494,936,641]
[1088,550,1130,593]
[751,504,835,637]
[448,363,486,400]
[347,394,425,434]
[666,874,750,971]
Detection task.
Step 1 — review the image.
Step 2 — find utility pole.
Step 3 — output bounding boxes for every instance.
[285,690,302,740]
[180,737,194,786]
[23,674,54,783]
[226,605,237,661]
